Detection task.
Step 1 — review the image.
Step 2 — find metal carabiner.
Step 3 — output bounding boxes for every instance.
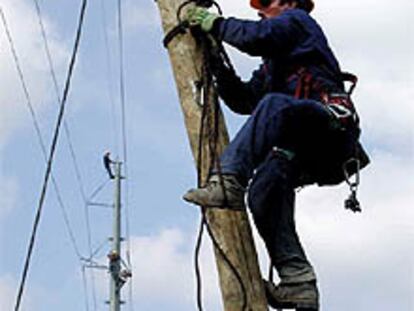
[343,158,362,213]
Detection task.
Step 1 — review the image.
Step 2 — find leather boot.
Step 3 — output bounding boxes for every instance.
[183,174,245,209]
[264,280,319,310]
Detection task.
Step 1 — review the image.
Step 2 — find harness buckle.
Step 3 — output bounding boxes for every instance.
[324,92,358,126]
[327,103,353,119]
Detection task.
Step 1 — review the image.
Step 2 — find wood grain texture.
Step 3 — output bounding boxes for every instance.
[156,1,268,309]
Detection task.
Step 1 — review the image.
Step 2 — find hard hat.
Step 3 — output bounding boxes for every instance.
[250,0,270,10]
[250,0,314,12]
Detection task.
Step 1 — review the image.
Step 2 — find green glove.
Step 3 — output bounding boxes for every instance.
[186,7,220,32]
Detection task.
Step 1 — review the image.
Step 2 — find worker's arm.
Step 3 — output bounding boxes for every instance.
[213,61,267,115]
[212,11,303,58]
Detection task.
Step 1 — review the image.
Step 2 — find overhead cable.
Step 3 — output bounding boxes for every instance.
[10,0,88,309]
[116,1,134,310]
[31,12,93,298]
[33,0,88,205]
[0,7,84,263]
[100,0,119,154]
[87,178,110,202]
[32,2,98,309]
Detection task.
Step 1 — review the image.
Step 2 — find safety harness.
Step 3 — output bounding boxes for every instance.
[288,67,367,212]
[291,68,359,126]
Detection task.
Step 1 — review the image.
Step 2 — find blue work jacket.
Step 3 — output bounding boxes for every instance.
[212,9,345,114]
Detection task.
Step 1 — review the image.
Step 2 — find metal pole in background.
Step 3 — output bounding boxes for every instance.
[109,161,122,311]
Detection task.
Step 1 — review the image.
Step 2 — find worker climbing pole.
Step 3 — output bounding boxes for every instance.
[157,0,369,310]
[156,0,269,310]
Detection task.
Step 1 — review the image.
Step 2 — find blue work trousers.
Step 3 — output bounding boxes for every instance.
[219,93,358,283]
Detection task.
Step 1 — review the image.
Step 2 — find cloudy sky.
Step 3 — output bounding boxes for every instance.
[0,0,413,310]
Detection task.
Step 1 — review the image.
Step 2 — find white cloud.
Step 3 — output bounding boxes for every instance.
[312,0,414,156]
[293,149,414,310]
[123,0,160,31]
[0,274,40,311]
[127,228,222,309]
[123,0,256,33]
[0,0,68,147]
[92,228,221,310]
[216,1,256,19]
[0,275,15,311]
[316,0,414,65]
[0,175,18,221]
[0,0,68,229]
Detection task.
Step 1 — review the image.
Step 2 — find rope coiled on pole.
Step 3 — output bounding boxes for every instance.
[163,2,248,310]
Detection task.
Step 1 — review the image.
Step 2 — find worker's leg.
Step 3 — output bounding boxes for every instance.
[219,93,297,185]
[184,93,295,207]
[184,93,347,208]
[247,151,316,283]
[248,152,318,310]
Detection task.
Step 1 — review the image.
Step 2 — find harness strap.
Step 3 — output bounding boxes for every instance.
[290,67,358,101]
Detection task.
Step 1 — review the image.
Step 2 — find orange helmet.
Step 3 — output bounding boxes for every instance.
[250,0,314,12]
[250,0,270,10]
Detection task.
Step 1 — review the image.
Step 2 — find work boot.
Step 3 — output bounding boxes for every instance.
[264,280,319,310]
[183,174,245,209]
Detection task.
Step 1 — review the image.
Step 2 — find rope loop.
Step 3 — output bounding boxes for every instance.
[162,1,249,310]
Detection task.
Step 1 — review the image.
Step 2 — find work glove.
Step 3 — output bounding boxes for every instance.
[185,6,221,32]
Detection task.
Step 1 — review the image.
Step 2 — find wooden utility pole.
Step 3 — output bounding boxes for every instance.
[156,1,268,310]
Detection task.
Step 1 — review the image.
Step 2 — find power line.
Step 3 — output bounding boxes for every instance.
[117,0,127,167]
[87,238,109,261]
[32,0,91,264]
[88,178,110,202]
[116,1,134,310]
[0,7,84,263]
[31,1,97,305]
[30,2,99,309]
[100,0,119,155]
[32,0,88,204]
[32,0,60,96]
[9,0,88,309]
[79,177,111,311]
